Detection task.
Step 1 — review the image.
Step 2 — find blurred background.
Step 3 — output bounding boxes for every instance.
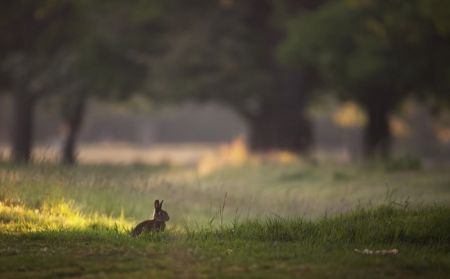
[0,0,449,166]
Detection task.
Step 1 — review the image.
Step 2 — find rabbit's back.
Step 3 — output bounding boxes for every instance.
[131,219,165,237]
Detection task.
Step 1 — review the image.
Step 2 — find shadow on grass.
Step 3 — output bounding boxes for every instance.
[0,229,176,278]
[188,205,450,247]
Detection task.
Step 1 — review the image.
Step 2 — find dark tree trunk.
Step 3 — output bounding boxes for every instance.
[247,68,313,153]
[11,92,35,163]
[239,1,315,154]
[248,107,312,153]
[61,95,86,165]
[361,94,392,158]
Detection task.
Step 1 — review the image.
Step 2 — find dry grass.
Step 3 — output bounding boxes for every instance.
[0,143,219,166]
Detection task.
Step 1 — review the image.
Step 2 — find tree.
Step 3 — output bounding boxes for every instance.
[279,0,450,157]
[55,0,165,164]
[1,0,164,164]
[0,0,79,163]
[150,0,321,153]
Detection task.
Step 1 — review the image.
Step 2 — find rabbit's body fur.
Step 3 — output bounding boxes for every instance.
[131,200,169,237]
[131,220,165,237]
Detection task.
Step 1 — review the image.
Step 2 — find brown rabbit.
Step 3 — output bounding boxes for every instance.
[131,200,170,237]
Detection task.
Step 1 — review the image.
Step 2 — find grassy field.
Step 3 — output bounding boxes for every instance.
[1,160,450,278]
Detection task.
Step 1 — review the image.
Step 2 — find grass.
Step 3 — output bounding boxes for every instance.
[1,161,450,278]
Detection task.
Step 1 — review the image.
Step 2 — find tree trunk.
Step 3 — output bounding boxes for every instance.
[11,92,35,163]
[241,0,314,153]
[362,95,392,158]
[247,68,313,153]
[61,95,86,165]
[248,107,312,153]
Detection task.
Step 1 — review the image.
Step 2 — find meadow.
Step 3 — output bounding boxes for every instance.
[0,150,450,278]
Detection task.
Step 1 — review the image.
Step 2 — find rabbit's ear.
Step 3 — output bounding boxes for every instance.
[154,200,160,209]
[160,200,164,208]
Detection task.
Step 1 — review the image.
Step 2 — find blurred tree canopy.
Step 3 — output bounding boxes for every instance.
[1,0,449,164]
[54,0,165,164]
[150,0,322,153]
[0,0,79,162]
[278,0,450,156]
[1,0,165,164]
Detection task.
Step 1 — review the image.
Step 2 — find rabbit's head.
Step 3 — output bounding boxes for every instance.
[153,199,170,222]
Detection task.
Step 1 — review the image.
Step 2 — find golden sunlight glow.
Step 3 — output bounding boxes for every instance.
[264,151,299,164]
[332,102,367,128]
[196,136,299,176]
[390,116,411,138]
[197,136,249,176]
[0,200,131,233]
[436,127,450,144]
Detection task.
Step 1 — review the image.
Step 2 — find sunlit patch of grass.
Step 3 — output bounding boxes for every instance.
[0,199,131,234]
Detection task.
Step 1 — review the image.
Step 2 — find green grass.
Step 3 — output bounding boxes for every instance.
[1,162,450,278]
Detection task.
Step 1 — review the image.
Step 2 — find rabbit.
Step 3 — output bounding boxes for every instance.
[131,199,170,237]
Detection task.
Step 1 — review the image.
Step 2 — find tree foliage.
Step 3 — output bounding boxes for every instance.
[0,0,166,163]
[278,0,450,155]
[149,0,320,152]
